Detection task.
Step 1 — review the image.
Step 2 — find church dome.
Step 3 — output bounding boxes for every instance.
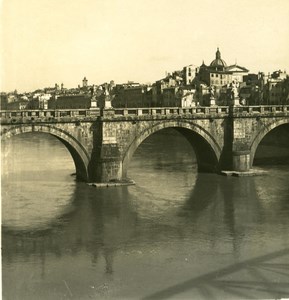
[210,48,227,69]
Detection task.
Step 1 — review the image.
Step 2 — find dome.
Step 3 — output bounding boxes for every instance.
[210,48,227,69]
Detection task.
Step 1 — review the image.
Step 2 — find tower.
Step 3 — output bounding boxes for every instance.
[83,77,88,88]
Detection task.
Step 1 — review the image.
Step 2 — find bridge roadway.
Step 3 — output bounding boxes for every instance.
[1,105,289,183]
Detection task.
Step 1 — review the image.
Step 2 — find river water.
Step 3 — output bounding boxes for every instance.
[2,129,289,300]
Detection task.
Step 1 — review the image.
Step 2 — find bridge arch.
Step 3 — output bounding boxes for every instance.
[250,118,289,166]
[1,124,90,182]
[122,120,222,177]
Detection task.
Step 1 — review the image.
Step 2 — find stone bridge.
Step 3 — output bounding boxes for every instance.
[1,105,289,183]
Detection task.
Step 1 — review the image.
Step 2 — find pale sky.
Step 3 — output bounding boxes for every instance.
[1,0,289,92]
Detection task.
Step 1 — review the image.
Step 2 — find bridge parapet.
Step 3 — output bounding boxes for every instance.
[98,105,288,123]
[105,106,229,118]
[0,109,101,125]
[231,105,288,115]
[1,105,288,125]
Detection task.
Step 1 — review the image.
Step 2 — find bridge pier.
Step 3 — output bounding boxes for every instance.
[232,150,251,172]
[89,121,124,183]
[230,109,252,173]
[94,158,123,183]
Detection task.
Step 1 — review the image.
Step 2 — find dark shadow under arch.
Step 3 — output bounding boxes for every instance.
[1,125,89,182]
[54,136,88,181]
[174,127,219,172]
[122,121,221,178]
[251,121,289,167]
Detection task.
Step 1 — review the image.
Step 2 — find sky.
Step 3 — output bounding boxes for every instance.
[1,0,289,92]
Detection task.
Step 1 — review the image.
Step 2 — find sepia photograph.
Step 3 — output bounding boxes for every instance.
[1,0,289,299]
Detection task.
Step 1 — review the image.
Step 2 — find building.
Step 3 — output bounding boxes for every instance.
[227,64,250,83]
[6,100,29,110]
[49,95,91,109]
[27,93,52,109]
[240,72,267,105]
[39,94,52,109]
[195,48,249,105]
[153,73,183,106]
[198,49,232,87]
[183,65,197,85]
[281,76,289,104]
[0,93,8,109]
[264,70,287,105]
[162,87,178,107]
[112,83,149,108]
[179,87,197,107]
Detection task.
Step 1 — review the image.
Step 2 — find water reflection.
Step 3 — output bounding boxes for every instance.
[3,170,289,299]
[2,184,136,274]
[2,170,288,265]
[2,131,289,299]
[1,173,217,263]
[182,173,219,213]
[2,179,76,231]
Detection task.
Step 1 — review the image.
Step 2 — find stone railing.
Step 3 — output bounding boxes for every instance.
[230,105,288,114]
[103,105,289,118]
[0,109,101,124]
[111,106,229,117]
[1,105,288,124]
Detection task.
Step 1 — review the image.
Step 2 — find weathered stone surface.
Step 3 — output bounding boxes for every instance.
[1,107,289,183]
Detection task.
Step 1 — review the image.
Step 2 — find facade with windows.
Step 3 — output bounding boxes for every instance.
[197,48,249,87]
[195,48,249,105]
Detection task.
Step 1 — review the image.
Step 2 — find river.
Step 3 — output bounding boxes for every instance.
[1,129,289,299]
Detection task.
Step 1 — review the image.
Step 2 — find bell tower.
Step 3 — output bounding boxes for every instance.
[83,77,88,88]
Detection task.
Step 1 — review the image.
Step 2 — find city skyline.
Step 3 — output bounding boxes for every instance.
[1,0,289,93]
